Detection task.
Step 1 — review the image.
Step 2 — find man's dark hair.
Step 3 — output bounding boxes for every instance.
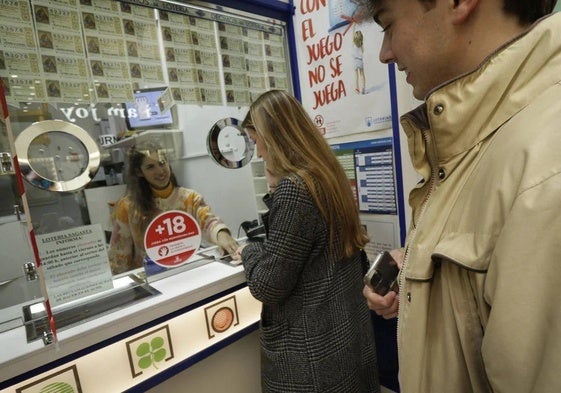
[503,0,558,24]
[357,0,557,24]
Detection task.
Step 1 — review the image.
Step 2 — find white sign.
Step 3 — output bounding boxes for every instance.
[37,224,113,307]
[293,0,392,137]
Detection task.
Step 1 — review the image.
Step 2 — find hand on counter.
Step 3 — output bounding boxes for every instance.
[216,230,238,256]
[233,243,248,261]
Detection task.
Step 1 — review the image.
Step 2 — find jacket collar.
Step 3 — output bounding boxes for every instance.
[401,13,561,175]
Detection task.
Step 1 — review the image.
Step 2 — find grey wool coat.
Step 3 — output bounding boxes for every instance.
[242,175,380,393]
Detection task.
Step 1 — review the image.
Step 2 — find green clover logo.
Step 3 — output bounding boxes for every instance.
[40,382,74,392]
[136,336,167,370]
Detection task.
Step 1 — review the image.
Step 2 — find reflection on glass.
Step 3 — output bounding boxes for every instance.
[0,119,43,334]
[107,141,238,275]
[0,0,290,362]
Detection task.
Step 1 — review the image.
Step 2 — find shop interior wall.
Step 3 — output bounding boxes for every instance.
[173,103,258,237]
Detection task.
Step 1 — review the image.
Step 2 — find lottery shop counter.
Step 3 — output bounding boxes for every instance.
[0,253,262,393]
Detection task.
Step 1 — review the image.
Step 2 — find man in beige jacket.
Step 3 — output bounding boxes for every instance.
[360,0,561,392]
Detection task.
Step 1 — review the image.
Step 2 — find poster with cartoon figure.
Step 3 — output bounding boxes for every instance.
[293,0,392,137]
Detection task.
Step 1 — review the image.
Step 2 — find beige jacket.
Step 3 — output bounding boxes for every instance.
[398,13,561,393]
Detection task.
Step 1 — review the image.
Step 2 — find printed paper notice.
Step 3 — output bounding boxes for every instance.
[37,224,113,307]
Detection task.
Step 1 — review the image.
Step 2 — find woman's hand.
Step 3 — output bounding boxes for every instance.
[216,230,238,256]
[233,244,248,261]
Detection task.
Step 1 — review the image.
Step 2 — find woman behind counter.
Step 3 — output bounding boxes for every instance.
[108,143,238,275]
[236,90,380,393]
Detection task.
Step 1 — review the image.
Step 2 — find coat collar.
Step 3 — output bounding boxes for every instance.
[401,13,561,176]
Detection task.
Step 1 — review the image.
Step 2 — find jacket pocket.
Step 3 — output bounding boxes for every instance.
[405,232,494,281]
[433,232,495,272]
[260,318,289,350]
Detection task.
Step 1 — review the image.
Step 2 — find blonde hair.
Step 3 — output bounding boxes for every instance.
[243,90,368,257]
[353,30,363,48]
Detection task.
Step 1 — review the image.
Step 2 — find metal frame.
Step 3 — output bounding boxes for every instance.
[15,120,101,192]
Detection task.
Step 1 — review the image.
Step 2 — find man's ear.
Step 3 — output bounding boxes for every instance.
[450,0,480,24]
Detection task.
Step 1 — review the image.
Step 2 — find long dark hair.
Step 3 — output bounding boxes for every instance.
[125,142,178,226]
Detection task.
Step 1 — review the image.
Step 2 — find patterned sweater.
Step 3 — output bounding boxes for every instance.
[108,185,228,274]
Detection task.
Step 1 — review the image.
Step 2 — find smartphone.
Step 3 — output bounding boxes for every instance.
[363,251,400,296]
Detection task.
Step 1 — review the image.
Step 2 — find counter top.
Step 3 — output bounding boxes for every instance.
[0,260,246,385]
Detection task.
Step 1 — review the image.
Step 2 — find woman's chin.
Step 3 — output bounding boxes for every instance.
[151,180,171,189]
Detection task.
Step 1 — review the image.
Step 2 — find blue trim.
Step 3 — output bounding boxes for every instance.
[388,63,407,246]
[124,321,260,392]
[331,137,393,151]
[286,0,301,101]
[204,0,292,21]
[0,282,249,390]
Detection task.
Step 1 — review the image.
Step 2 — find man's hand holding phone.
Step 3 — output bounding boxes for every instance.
[363,248,404,319]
